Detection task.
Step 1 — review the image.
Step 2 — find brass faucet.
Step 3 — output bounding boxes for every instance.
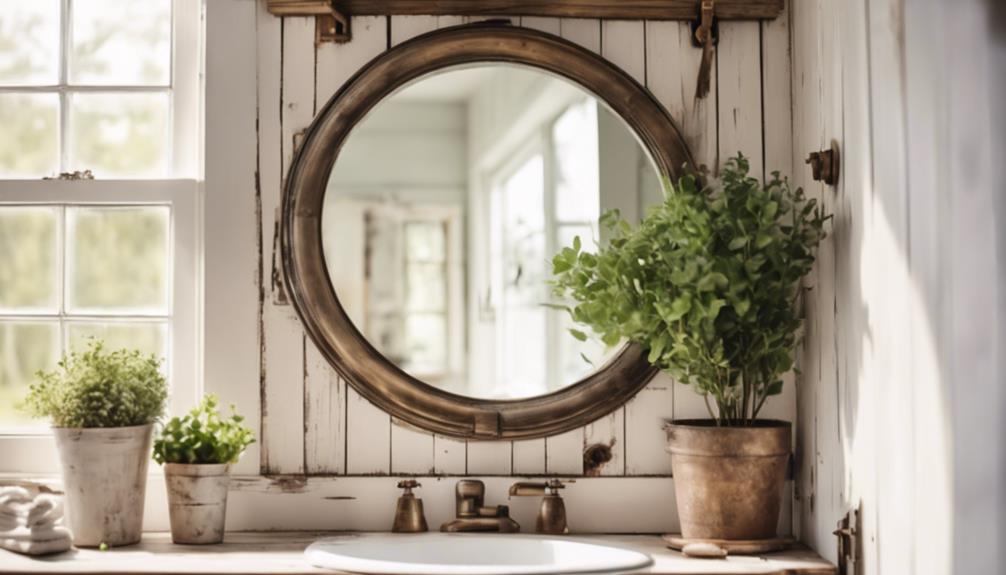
[392,479,428,533]
[509,479,572,534]
[440,480,520,533]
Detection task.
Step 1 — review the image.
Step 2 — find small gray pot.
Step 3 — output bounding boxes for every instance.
[53,424,153,548]
[163,463,231,544]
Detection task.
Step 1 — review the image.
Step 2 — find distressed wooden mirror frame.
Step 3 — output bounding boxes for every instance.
[282,21,694,440]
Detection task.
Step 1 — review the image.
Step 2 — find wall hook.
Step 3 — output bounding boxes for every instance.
[693,0,717,99]
[805,141,840,187]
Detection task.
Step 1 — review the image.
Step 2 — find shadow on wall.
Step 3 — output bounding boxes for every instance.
[795,0,1005,571]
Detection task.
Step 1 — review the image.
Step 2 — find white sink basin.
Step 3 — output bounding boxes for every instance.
[305,533,653,575]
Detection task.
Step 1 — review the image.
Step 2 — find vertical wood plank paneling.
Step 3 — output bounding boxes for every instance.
[385,14,450,476]
[790,0,821,549]
[624,19,694,476]
[280,13,794,485]
[757,2,797,429]
[512,440,546,475]
[493,14,565,475]
[810,0,841,551]
[204,0,262,475]
[466,441,512,475]
[639,21,720,423]
[258,11,308,474]
[519,16,560,35]
[433,435,467,474]
[866,1,914,572]
[545,429,583,475]
[594,19,645,477]
[833,0,877,566]
[306,15,389,476]
[324,17,396,476]
[717,22,764,177]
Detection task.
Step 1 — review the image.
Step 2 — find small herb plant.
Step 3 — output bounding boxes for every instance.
[153,394,255,465]
[551,154,829,425]
[21,339,167,428]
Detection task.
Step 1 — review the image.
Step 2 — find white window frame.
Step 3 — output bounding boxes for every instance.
[0,0,202,474]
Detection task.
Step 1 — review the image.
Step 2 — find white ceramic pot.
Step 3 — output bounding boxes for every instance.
[164,463,231,544]
[52,424,153,548]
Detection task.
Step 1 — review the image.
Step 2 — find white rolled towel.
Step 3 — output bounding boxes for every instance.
[0,487,72,556]
[0,493,63,530]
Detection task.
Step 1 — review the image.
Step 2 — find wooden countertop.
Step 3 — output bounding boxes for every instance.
[0,532,836,575]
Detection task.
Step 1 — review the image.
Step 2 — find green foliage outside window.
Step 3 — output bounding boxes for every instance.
[20,338,167,428]
[153,394,255,465]
[551,154,829,425]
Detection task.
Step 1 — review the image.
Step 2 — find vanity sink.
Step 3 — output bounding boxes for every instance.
[305,533,653,575]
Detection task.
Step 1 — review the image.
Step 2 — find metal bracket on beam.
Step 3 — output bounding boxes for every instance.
[266,1,351,43]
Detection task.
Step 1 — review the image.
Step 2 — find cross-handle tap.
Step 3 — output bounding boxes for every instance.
[509,479,573,534]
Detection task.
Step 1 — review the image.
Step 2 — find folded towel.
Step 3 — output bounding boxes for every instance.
[0,525,72,556]
[0,492,64,530]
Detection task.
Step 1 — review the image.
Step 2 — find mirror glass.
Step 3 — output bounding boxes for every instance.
[322,64,662,400]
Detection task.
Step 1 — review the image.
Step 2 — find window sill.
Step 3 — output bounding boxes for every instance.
[0,532,835,575]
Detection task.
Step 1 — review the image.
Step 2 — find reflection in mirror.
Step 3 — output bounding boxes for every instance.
[322,65,662,400]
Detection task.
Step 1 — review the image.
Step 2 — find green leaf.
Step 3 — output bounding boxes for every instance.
[569,328,588,342]
[728,236,747,251]
[755,233,774,248]
[765,380,784,396]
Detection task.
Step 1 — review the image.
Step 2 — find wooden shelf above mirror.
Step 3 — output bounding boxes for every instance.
[265,0,784,42]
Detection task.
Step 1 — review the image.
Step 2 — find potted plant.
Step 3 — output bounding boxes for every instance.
[21,339,167,547]
[153,394,254,544]
[551,154,828,542]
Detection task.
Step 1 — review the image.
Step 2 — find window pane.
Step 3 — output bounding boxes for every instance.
[67,206,169,313]
[0,207,58,312]
[68,92,170,178]
[553,100,600,222]
[0,93,59,177]
[405,222,446,262]
[0,0,59,85]
[66,321,167,361]
[70,0,171,86]
[406,263,446,312]
[0,321,59,428]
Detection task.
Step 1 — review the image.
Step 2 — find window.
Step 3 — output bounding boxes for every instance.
[0,0,200,470]
[486,99,606,397]
[0,0,199,179]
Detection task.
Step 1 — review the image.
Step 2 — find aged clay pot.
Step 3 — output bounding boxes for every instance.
[164,463,230,544]
[53,424,153,547]
[664,419,790,540]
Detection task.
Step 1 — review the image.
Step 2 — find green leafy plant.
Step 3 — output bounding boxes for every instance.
[21,339,167,428]
[551,154,829,425]
[153,394,255,465]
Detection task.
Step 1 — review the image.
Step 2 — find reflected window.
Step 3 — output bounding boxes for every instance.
[485,98,607,397]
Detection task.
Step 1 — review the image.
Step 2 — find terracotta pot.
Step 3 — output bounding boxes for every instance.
[164,463,230,544]
[53,424,153,547]
[664,419,790,540]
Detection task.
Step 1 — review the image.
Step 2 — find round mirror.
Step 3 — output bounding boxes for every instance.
[283,23,693,438]
[322,64,664,400]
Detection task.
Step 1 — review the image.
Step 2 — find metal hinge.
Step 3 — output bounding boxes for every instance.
[833,507,860,575]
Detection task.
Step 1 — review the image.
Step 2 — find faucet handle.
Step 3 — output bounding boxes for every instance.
[456,479,486,517]
[397,479,421,493]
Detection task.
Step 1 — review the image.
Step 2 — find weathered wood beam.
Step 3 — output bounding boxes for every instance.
[334,0,784,20]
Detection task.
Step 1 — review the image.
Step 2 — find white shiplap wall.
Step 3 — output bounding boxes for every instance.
[204,0,795,533]
[790,0,1006,571]
[256,12,793,478]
